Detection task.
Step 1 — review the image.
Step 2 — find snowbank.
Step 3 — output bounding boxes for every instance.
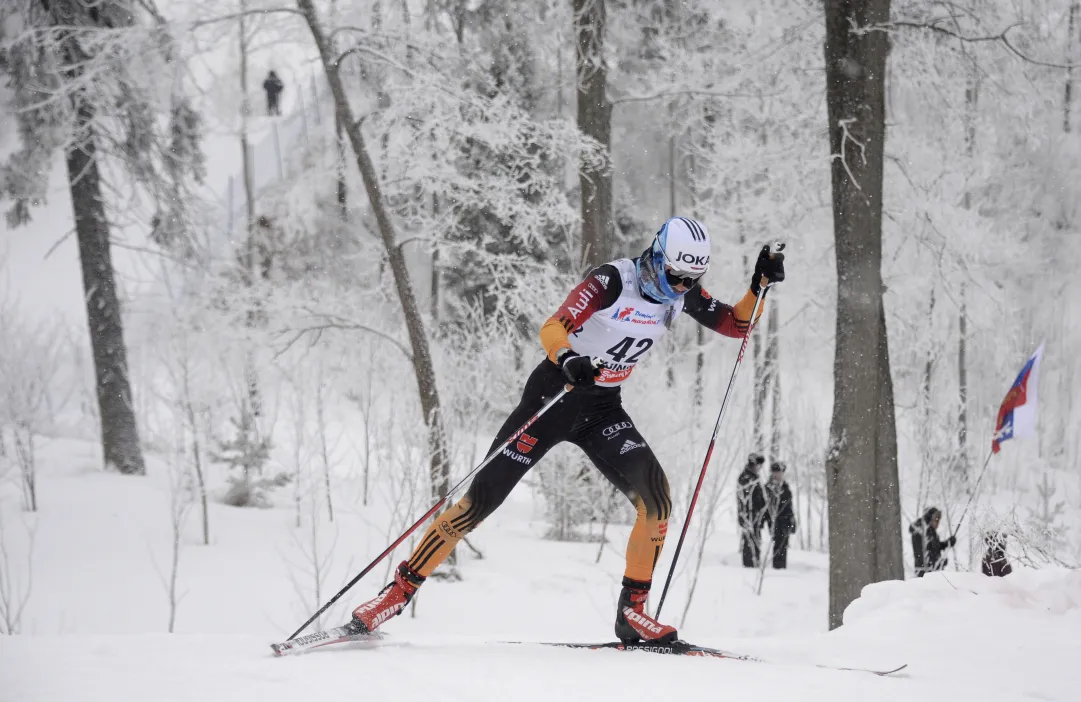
[827,568,1081,701]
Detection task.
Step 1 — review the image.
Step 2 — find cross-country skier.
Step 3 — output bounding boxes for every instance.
[348,217,785,643]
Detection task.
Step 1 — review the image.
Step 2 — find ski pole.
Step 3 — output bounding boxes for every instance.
[288,385,571,640]
[655,244,781,619]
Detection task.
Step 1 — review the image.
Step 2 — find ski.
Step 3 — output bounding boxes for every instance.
[270,623,382,656]
[526,639,758,661]
[271,629,906,677]
[524,640,907,676]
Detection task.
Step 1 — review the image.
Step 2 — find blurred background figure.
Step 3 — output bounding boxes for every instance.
[981,531,1013,577]
[910,507,956,577]
[263,70,284,116]
[765,461,796,569]
[737,453,767,568]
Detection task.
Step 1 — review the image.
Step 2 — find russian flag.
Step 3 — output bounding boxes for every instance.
[992,343,1045,454]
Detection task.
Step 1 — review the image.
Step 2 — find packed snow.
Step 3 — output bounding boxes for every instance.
[1,443,1078,702]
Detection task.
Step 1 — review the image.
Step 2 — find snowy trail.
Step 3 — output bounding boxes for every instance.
[3,633,923,702]
[3,451,1079,702]
[5,608,1077,702]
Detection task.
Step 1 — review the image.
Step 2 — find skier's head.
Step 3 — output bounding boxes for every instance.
[923,507,942,529]
[770,461,786,482]
[635,217,711,303]
[746,452,765,473]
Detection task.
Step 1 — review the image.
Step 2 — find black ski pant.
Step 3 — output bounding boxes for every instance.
[404,359,672,585]
[772,530,789,569]
[741,529,761,568]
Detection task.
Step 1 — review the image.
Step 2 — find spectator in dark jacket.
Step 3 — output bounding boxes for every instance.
[981,531,1013,577]
[263,70,284,116]
[910,507,955,577]
[737,453,767,568]
[764,461,796,569]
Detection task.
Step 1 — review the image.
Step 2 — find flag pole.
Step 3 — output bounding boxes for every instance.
[954,448,994,534]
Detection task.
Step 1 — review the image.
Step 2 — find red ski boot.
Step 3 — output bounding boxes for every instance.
[350,561,426,634]
[614,578,678,644]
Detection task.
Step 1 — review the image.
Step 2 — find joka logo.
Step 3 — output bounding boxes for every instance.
[620,439,646,455]
[517,434,538,454]
[675,252,709,267]
[602,421,633,437]
[612,307,635,321]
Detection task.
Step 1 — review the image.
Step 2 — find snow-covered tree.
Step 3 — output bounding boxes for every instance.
[0,0,205,475]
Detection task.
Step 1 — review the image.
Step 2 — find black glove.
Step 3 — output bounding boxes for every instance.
[946,535,957,548]
[559,351,600,387]
[751,245,786,295]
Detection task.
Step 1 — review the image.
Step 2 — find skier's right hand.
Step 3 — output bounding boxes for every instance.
[559,351,601,387]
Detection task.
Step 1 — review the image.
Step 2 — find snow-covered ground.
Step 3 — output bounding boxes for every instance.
[2,438,1079,702]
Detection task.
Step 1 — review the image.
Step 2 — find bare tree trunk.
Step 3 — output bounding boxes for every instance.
[752,326,767,453]
[958,57,976,478]
[13,429,36,512]
[957,283,968,476]
[431,196,440,325]
[694,325,705,407]
[1067,2,1078,133]
[824,0,902,630]
[65,101,146,475]
[298,0,450,501]
[181,363,209,545]
[767,301,781,461]
[238,1,262,419]
[316,364,335,522]
[239,3,254,257]
[330,0,348,219]
[574,0,612,269]
[336,114,348,218]
[921,289,935,490]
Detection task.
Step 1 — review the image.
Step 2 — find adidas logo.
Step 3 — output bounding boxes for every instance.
[620,439,645,455]
[595,274,610,288]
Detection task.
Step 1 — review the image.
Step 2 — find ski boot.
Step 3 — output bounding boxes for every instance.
[349,561,426,634]
[614,577,678,644]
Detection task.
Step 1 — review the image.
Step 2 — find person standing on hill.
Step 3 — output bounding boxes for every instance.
[345,217,785,644]
[263,70,284,116]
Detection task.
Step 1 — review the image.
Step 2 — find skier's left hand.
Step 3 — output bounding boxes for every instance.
[751,245,785,295]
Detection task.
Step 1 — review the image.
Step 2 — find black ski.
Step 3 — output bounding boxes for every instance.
[271,628,906,677]
[525,640,907,676]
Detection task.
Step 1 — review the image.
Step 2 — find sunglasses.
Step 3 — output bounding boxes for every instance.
[658,246,703,289]
[664,267,702,289]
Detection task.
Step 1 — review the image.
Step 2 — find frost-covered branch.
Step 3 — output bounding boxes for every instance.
[859,19,1078,70]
